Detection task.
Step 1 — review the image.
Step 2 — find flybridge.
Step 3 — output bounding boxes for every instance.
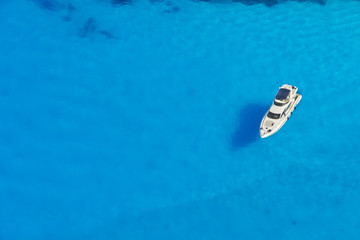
[275,88,291,101]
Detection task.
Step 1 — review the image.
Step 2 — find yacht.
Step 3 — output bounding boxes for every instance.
[260,84,302,138]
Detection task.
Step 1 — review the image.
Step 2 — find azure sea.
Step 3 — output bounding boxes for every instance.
[1,0,360,239]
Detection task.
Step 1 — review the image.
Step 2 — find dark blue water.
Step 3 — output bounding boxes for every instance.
[1,0,360,239]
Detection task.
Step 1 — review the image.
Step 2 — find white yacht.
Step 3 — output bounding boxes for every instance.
[260,84,302,138]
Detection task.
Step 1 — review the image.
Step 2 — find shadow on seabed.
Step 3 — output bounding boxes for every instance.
[230,103,268,150]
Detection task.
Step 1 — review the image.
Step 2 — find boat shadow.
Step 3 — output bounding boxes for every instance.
[230,103,268,150]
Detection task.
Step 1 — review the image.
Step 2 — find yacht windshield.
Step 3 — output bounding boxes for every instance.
[275,88,290,100]
[267,111,280,119]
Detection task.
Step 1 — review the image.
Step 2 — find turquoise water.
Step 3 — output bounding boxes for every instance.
[1,0,360,239]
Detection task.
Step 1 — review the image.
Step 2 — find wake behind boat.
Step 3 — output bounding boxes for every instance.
[260,84,302,138]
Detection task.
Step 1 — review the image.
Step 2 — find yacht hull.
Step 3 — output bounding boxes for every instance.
[260,85,302,138]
